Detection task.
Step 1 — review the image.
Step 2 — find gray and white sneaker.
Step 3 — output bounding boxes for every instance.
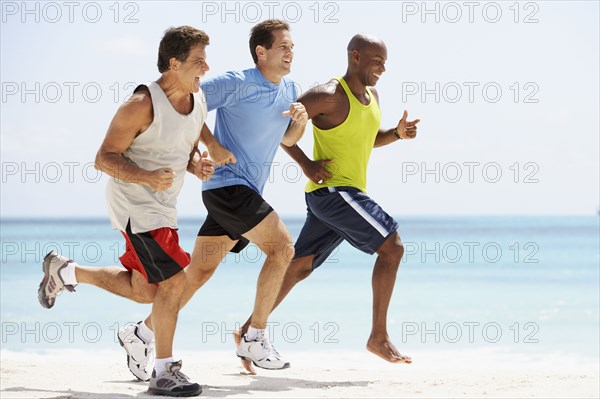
[117,321,155,381]
[38,251,76,309]
[236,333,290,370]
[148,360,201,397]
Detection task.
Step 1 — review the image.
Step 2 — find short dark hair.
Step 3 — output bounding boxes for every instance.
[157,26,210,73]
[249,19,290,64]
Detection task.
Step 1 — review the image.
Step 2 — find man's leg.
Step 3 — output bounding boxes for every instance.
[298,187,411,364]
[38,244,158,381]
[151,270,185,361]
[118,233,236,382]
[38,248,157,310]
[242,211,295,330]
[76,266,157,303]
[143,235,236,330]
[234,211,295,370]
[121,226,201,396]
[234,255,313,374]
[147,268,202,397]
[366,231,412,363]
[238,255,314,335]
[146,235,234,382]
[236,205,344,373]
[72,227,161,303]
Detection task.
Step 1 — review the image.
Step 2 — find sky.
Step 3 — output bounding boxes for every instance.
[1,0,599,218]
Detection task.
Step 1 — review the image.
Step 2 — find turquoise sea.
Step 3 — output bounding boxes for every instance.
[1,216,598,361]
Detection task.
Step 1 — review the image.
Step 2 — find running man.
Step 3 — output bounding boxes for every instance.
[237,33,419,372]
[37,26,215,396]
[117,19,308,374]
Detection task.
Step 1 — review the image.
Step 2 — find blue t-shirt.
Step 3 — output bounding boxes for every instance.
[201,68,298,194]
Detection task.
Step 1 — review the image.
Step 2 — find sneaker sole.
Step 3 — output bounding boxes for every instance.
[38,252,61,309]
[117,335,150,382]
[237,355,290,370]
[147,385,202,397]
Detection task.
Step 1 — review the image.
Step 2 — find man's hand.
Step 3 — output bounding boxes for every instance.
[282,102,308,124]
[207,142,237,166]
[194,151,216,181]
[303,159,333,185]
[396,110,420,139]
[145,168,175,191]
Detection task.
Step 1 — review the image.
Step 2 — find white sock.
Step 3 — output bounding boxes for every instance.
[137,321,154,344]
[155,357,175,375]
[246,326,265,341]
[58,262,78,286]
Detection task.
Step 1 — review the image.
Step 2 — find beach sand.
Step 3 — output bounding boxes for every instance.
[1,348,598,398]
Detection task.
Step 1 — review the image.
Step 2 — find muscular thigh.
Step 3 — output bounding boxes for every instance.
[188,235,237,274]
[244,211,293,258]
[130,268,157,299]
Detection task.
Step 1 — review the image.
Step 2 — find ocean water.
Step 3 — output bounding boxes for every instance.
[1,216,598,361]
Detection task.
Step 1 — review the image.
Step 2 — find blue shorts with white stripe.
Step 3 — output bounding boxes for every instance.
[294,186,399,269]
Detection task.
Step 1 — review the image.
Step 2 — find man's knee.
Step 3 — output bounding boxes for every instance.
[132,284,157,304]
[282,241,295,263]
[261,230,294,262]
[291,257,313,282]
[378,233,404,262]
[186,256,220,284]
[158,269,186,290]
[275,228,295,258]
[192,239,228,266]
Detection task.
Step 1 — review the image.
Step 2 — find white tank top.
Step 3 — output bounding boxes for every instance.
[106,81,207,233]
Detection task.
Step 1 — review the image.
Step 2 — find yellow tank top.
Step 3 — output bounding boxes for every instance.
[305,77,381,193]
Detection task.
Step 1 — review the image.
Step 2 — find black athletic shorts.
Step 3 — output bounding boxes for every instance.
[198,185,273,253]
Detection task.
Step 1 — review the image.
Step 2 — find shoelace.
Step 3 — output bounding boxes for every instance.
[168,368,191,384]
[141,347,155,370]
[53,259,77,294]
[261,337,282,359]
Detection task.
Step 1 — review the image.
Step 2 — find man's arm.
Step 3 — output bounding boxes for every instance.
[186,135,215,182]
[200,72,240,166]
[280,84,339,183]
[199,123,237,166]
[281,103,308,147]
[371,88,420,148]
[280,143,333,184]
[94,89,175,192]
[374,110,420,147]
[374,127,402,147]
[281,82,338,150]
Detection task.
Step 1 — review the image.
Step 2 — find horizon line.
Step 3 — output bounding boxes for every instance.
[2,213,599,222]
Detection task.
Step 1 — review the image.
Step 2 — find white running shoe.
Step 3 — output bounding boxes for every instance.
[236,333,290,370]
[38,251,76,309]
[148,360,201,397]
[117,321,155,381]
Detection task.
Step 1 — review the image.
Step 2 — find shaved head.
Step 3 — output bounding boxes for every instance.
[345,34,388,86]
[347,34,386,54]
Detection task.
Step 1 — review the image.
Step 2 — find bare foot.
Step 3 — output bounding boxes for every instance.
[366,336,412,364]
[233,329,256,375]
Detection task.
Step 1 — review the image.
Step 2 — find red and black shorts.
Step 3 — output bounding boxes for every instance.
[119,221,190,284]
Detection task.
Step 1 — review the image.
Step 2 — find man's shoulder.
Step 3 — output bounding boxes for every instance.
[109,83,154,130]
[280,75,298,99]
[132,83,152,97]
[280,75,297,85]
[301,78,343,102]
[325,78,344,95]
[368,85,379,99]
[122,84,153,112]
[202,70,247,86]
